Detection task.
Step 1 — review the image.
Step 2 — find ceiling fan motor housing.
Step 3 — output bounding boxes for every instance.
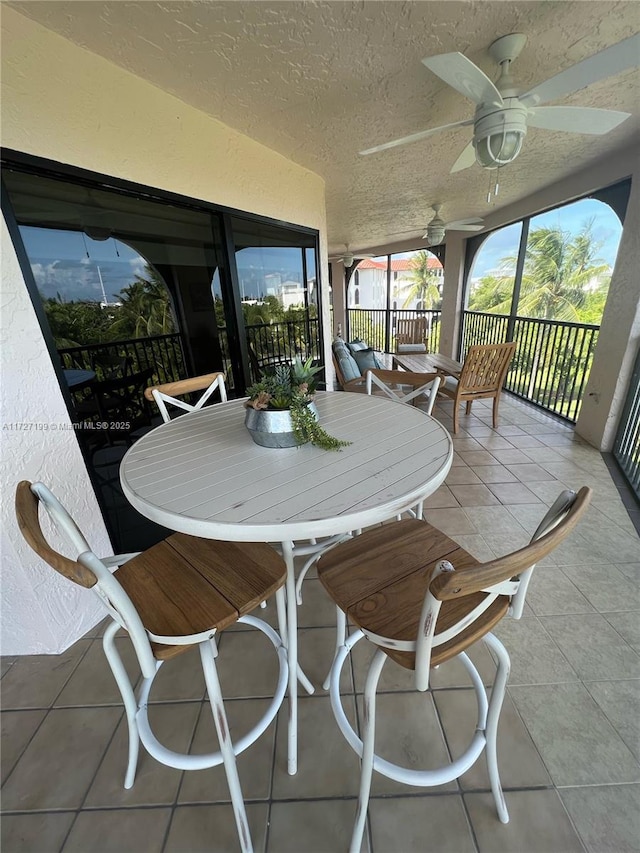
[473,98,528,168]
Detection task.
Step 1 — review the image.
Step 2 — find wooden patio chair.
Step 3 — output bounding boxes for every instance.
[395,317,428,353]
[438,342,516,433]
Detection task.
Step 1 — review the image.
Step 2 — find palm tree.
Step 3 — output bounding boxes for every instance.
[476,221,609,321]
[517,223,609,321]
[499,221,609,400]
[399,251,441,310]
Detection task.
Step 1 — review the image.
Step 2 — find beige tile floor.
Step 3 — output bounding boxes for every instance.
[2,394,640,853]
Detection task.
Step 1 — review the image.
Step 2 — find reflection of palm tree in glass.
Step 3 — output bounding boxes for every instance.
[400,251,441,310]
[112,266,176,338]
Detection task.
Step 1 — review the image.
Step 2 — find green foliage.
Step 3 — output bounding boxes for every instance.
[468,221,611,323]
[110,268,176,338]
[43,294,115,348]
[246,357,350,451]
[289,399,351,451]
[42,264,175,347]
[399,251,441,310]
[467,274,513,314]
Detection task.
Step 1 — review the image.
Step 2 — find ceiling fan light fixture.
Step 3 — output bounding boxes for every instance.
[343,253,355,268]
[473,104,528,169]
[474,128,524,168]
[426,225,446,246]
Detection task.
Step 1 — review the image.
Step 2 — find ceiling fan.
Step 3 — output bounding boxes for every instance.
[360,32,639,172]
[422,205,484,246]
[328,246,376,268]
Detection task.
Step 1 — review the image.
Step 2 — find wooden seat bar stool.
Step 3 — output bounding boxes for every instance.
[16,481,288,853]
[317,487,591,852]
[145,371,227,422]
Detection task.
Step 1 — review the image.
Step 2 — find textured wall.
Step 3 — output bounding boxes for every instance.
[1,8,329,654]
[6,1,638,252]
[1,219,108,654]
[577,171,640,450]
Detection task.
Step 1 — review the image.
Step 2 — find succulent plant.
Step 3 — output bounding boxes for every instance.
[246,357,350,451]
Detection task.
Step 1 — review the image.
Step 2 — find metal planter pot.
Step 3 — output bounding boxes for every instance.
[244,402,319,448]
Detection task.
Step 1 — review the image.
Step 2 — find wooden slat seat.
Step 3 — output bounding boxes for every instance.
[318,518,509,669]
[319,490,592,850]
[115,534,286,660]
[16,480,289,852]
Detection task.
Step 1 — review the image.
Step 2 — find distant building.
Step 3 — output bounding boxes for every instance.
[349,256,443,310]
[279,280,306,309]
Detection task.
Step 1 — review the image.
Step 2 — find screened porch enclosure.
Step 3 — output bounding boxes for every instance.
[346,182,629,427]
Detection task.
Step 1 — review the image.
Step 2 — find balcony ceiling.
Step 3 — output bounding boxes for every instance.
[8,1,640,256]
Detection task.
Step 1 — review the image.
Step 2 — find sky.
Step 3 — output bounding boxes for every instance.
[19,196,622,303]
[363,198,622,282]
[19,227,146,303]
[20,227,311,303]
[469,198,623,280]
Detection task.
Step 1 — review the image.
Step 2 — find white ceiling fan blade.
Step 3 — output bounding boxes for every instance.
[447,222,485,231]
[422,52,504,107]
[527,105,631,135]
[359,118,473,155]
[450,140,476,173]
[520,33,640,108]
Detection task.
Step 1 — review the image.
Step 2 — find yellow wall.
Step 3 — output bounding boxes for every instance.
[0,7,329,654]
[1,8,326,232]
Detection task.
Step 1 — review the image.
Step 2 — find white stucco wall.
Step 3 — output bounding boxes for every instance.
[1,220,108,654]
[1,8,328,654]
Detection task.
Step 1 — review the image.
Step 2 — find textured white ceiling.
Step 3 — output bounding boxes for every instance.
[7,1,640,255]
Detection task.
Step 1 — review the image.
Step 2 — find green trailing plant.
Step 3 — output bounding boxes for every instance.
[246,357,351,451]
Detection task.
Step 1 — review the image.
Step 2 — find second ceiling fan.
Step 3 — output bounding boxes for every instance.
[360,32,638,172]
[422,205,484,246]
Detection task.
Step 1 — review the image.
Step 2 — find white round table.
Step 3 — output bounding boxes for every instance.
[120,391,453,773]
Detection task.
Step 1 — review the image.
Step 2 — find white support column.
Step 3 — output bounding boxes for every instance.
[438,233,466,359]
[331,260,347,338]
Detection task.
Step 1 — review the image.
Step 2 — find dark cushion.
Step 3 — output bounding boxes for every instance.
[351,348,383,373]
[347,339,369,353]
[332,339,361,381]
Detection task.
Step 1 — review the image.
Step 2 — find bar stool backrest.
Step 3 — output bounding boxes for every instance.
[413,486,591,687]
[15,481,157,677]
[144,372,227,422]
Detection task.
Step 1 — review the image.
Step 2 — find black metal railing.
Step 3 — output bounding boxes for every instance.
[348,309,441,353]
[462,311,600,423]
[246,317,321,370]
[218,318,322,389]
[613,347,640,501]
[58,333,187,385]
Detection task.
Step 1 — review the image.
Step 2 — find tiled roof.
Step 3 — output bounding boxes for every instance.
[356,257,442,271]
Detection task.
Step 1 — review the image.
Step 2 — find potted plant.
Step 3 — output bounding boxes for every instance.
[244,357,351,450]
